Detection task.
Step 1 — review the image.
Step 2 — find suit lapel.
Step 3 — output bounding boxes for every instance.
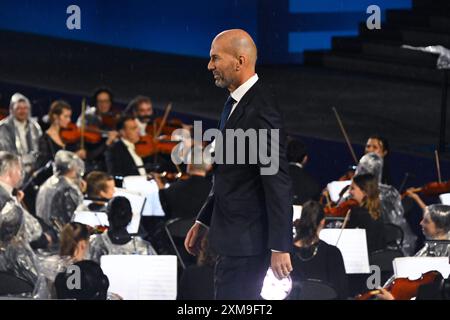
[221,81,260,131]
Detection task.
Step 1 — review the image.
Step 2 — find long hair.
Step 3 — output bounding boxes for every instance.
[59,222,90,257]
[294,201,324,245]
[353,173,381,220]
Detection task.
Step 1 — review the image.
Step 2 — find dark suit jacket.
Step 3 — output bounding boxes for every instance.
[159,175,212,219]
[289,164,321,205]
[197,80,293,256]
[105,140,141,177]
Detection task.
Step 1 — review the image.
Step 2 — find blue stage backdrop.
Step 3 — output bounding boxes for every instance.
[0,0,411,63]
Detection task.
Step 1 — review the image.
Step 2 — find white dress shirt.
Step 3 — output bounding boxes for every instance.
[228,73,259,120]
[14,119,29,154]
[121,138,147,176]
[135,118,148,136]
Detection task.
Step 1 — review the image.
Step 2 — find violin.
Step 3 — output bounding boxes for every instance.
[99,110,122,130]
[356,270,440,300]
[402,180,450,199]
[0,108,8,120]
[60,122,107,144]
[324,199,359,217]
[135,134,180,158]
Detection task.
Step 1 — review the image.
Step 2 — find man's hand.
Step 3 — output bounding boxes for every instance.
[15,190,25,203]
[271,251,292,280]
[184,222,208,256]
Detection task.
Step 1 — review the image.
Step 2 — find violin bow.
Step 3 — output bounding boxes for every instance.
[435,150,442,183]
[80,98,87,150]
[332,107,358,165]
[336,207,352,246]
[155,102,173,138]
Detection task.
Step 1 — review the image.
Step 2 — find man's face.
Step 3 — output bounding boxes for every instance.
[136,102,153,124]
[13,101,30,122]
[207,39,237,89]
[121,119,140,144]
[9,163,23,188]
[96,92,112,114]
[99,179,115,200]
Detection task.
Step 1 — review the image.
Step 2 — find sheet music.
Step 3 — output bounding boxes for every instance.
[114,187,146,234]
[73,210,109,228]
[440,193,450,205]
[393,257,450,279]
[122,176,166,217]
[101,255,177,300]
[327,180,351,203]
[319,228,370,274]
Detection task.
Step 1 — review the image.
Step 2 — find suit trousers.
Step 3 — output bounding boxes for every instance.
[214,251,270,300]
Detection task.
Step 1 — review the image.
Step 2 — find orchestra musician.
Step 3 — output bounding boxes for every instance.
[0,93,42,177]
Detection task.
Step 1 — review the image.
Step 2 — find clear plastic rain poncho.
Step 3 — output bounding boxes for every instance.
[402,45,450,70]
[0,93,42,175]
[0,193,39,286]
[89,232,157,264]
[415,204,450,257]
[35,150,85,230]
[355,152,417,255]
[32,254,74,299]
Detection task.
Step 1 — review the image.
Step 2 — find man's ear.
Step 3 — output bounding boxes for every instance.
[236,55,246,70]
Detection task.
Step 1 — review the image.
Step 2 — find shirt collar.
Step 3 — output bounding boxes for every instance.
[121,138,135,150]
[13,118,28,129]
[0,180,14,196]
[230,73,259,104]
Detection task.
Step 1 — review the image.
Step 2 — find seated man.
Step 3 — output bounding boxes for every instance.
[0,93,42,177]
[105,116,147,177]
[36,150,85,232]
[81,171,116,212]
[286,137,321,205]
[0,151,52,249]
[155,146,212,219]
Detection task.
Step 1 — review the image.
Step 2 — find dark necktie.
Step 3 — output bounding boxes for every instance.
[218,95,236,130]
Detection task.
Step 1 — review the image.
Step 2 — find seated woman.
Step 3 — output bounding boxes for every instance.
[291,200,348,299]
[36,100,86,183]
[89,196,157,263]
[33,222,90,299]
[355,153,416,255]
[415,204,450,257]
[375,204,450,300]
[35,150,85,232]
[347,173,386,253]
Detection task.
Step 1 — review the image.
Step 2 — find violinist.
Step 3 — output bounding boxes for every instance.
[286,137,320,205]
[355,152,417,255]
[0,93,42,177]
[347,173,386,253]
[415,204,450,257]
[127,95,154,136]
[105,116,147,177]
[37,100,86,168]
[373,204,450,300]
[75,88,119,172]
[77,87,116,129]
